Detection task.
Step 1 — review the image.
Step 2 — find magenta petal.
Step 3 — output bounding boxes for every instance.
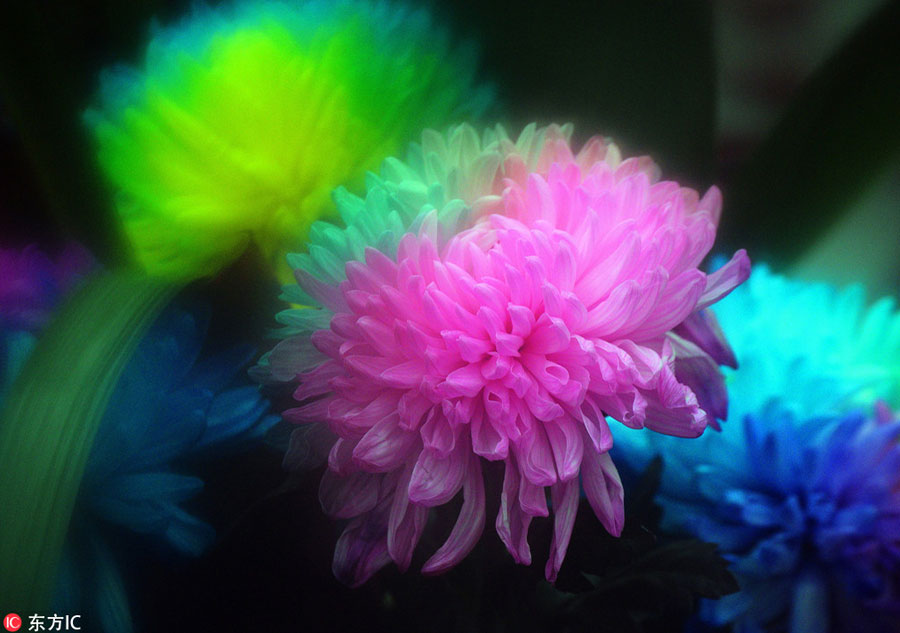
[639,364,708,438]
[471,407,509,460]
[388,463,429,572]
[582,448,624,536]
[420,408,458,457]
[696,249,751,311]
[422,454,486,575]
[627,269,706,340]
[495,455,533,565]
[353,413,418,472]
[442,363,486,398]
[544,420,584,481]
[515,425,558,487]
[332,500,393,587]
[319,468,380,519]
[545,478,580,582]
[379,361,427,389]
[580,398,614,453]
[672,309,737,368]
[408,446,466,506]
[518,475,549,517]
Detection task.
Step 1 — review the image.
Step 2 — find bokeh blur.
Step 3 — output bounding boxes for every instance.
[1,1,897,631]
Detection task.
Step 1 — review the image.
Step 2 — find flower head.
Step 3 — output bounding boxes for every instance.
[611,270,900,632]
[265,123,750,585]
[681,405,900,633]
[86,0,493,281]
[56,308,277,632]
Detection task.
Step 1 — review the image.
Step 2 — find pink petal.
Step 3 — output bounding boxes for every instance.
[495,455,534,565]
[544,419,584,482]
[582,448,624,536]
[422,454,486,574]
[627,269,706,340]
[515,424,557,486]
[518,475,549,517]
[579,398,614,453]
[471,406,509,460]
[545,478,580,582]
[420,408,458,457]
[695,249,751,311]
[352,413,418,472]
[284,396,331,424]
[293,361,342,400]
[441,363,486,398]
[388,462,429,572]
[408,446,466,506]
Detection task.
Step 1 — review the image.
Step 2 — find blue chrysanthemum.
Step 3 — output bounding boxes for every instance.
[612,266,900,632]
[49,307,277,632]
[672,404,899,633]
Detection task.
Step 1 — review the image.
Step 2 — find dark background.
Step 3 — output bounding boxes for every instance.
[1,1,898,631]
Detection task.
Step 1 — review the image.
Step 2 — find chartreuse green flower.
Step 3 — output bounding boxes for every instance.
[87,0,493,282]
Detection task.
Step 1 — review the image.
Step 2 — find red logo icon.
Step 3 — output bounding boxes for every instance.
[3,614,21,632]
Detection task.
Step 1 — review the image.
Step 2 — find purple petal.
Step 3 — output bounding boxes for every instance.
[332,499,392,587]
[545,478,580,582]
[672,309,737,368]
[387,463,429,572]
[696,249,751,311]
[668,333,728,422]
[408,446,466,506]
[295,268,348,313]
[518,475,549,517]
[422,454,486,574]
[353,413,418,472]
[582,448,624,536]
[319,468,380,519]
[544,419,584,481]
[495,455,533,564]
[515,425,558,487]
[471,407,509,460]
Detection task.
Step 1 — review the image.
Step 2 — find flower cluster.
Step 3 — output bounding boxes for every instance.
[86,0,492,281]
[612,268,900,632]
[264,123,750,585]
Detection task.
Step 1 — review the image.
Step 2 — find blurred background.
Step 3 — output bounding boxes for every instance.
[0,0,897,630]
[2,0,897,291]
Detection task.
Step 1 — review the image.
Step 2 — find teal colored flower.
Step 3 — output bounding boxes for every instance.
[612,266,900,632]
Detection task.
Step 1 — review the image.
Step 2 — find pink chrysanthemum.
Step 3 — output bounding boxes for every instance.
[270,124,751,585]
